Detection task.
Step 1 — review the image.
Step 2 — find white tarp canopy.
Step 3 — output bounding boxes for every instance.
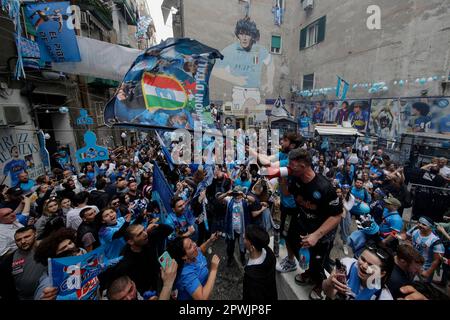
[314,125,363,136]
[51,36,143,81]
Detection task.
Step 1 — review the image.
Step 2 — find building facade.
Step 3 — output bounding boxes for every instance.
[171,0,450,128]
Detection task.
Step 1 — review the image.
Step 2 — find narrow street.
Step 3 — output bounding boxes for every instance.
[208,238,244,300]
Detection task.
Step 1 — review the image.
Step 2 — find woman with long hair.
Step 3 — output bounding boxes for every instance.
[35,198,64,240]
[322,244,395,300]
[167,234,220,300]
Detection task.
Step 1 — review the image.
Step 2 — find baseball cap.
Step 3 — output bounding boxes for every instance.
[384,196,401,207]
[374,188,386,197]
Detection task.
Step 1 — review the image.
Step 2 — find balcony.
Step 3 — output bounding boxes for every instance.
[78,0,113,30]
[113,0,138,26]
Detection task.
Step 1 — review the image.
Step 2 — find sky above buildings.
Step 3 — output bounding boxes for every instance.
[146,0,174,43]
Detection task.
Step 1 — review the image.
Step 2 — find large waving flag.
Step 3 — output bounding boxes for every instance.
[104,38,223,130]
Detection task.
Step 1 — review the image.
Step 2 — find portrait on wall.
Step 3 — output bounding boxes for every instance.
[369,98,401,147]
[399,97,450,135]
[213,16,274,110]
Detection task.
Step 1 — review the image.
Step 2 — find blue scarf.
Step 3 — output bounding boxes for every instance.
[347,262,381,300]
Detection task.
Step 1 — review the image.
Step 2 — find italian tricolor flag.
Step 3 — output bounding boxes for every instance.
[142,72,187,111]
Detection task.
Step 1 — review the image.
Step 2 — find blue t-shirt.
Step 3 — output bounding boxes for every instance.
[370,166,383,179]
[350,111,369,131]
[379,208,403,237]
[176,248,209,300]
[298,116,311,129]
[413,116,432,132]
[166,211,195,240]
[312,110,324,124]
[234,179,251,194]
[278,151,289,168]
[409,229,445,270]
[351,187,370,203]
[3,159,27,186]
[99,217,127,259]
[215,42,270,88]
[19,180,36,193]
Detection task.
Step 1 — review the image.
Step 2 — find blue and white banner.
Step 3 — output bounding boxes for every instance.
[20,37,41,69]
[104,38,223,130]
[155,131,175,171]
[25,1,81,62]
[336,76,350,101]
[48,243,122,300]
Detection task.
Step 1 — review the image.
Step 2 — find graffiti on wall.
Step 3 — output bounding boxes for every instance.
[0,131,45,186]
[213,16,274,110]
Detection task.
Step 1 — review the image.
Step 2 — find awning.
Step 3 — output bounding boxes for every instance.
[314,125,363,136]
[51,36,142,81]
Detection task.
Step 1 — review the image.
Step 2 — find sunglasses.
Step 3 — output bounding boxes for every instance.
[366,245,389,262]
[112,201,120,206]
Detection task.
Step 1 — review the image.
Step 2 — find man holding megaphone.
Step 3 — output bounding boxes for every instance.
[269,148,343,300]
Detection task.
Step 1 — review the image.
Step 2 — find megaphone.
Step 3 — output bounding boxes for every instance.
[258,166,292,180]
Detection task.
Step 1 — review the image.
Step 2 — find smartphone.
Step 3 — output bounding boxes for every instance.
[158,251,173,270]
[335,259,347,284]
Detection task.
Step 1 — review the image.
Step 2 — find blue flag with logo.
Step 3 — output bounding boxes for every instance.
[104,38,223,130]
[25,1,81,62]
[152,161,174,220]
[48,242,122,300]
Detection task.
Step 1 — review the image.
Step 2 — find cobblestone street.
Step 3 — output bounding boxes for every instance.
[208,238,244,300]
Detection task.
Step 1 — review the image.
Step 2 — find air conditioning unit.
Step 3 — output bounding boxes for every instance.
[302,0,314,10]
[0,105,27,126]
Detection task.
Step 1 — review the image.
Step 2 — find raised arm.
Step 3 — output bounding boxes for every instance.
[191,255,220,300]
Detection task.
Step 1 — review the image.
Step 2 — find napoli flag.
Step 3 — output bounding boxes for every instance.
[143,73,187,111]
[104,38,223,130]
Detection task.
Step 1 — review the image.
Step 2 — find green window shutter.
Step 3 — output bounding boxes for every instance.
[271,35,281,49]
[317,16,326,43]
[300,27,307,50]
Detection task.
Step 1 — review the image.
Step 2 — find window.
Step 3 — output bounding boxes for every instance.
[271,35,282,54]
[303,73,314,90]
[300,16,326,49]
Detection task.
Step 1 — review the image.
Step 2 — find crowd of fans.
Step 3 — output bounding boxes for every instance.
[0,130,449,301]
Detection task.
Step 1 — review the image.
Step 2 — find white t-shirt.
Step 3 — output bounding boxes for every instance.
[343,194,356,213]
[340,257,394,300]
[0,221,24,256]
[440,166,450,179]
[66,205,99,231]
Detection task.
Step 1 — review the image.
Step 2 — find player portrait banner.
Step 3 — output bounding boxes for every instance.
[49,242,122,300]
[104,38,223,130]
[397,97,450,135]
[25,1,81,62]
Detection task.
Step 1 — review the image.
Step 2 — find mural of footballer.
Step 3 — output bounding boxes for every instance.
[2,146,27,187]
[213,16,274,110]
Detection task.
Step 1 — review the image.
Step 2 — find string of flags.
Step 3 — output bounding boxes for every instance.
[296,74,449,98]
